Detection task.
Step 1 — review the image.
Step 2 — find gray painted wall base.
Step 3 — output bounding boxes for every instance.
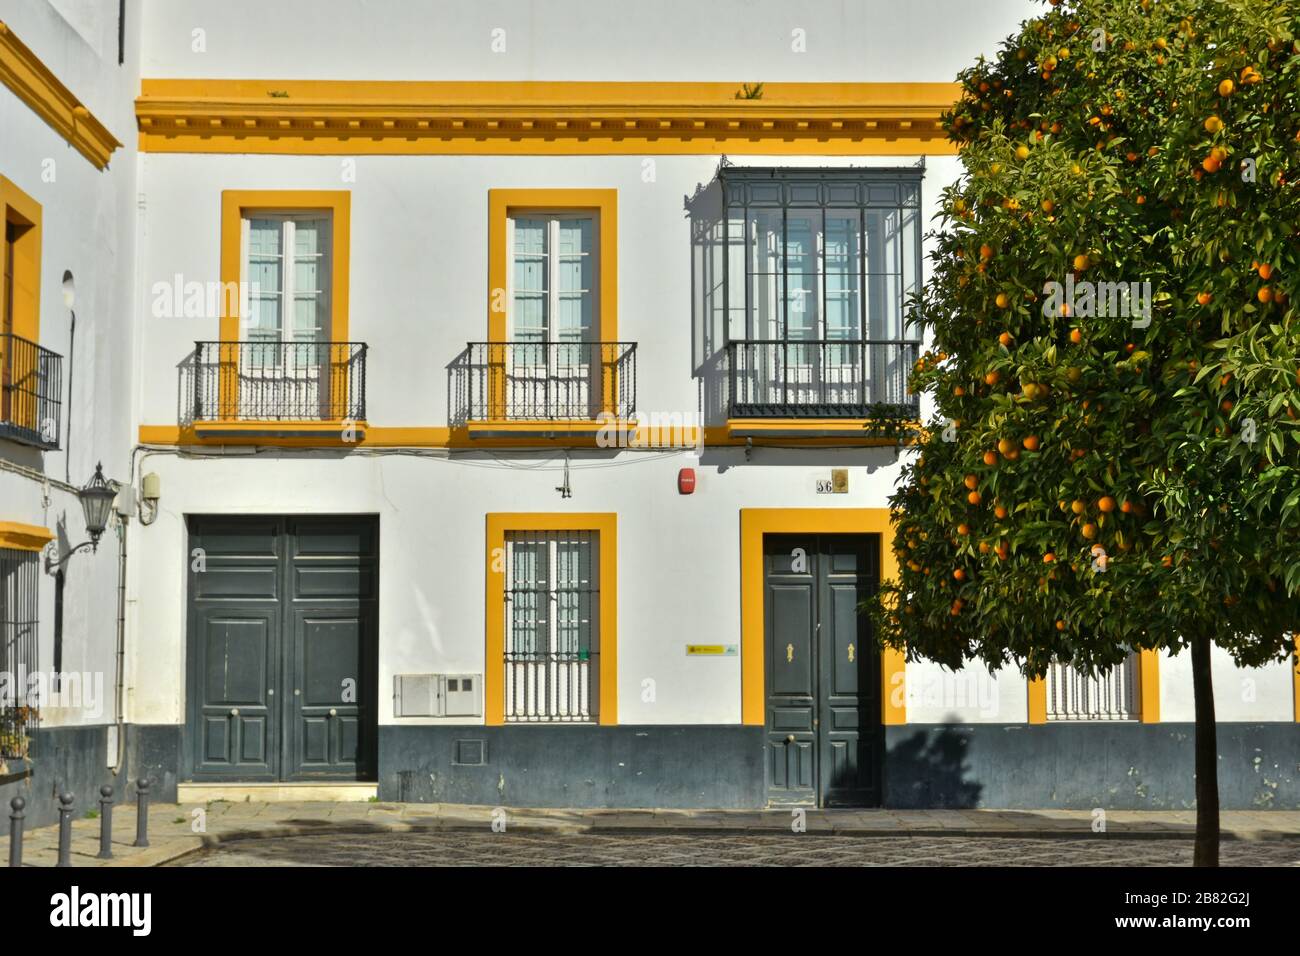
[0,723,182,835]
[378,725,766,808]
[884,723,1300,810]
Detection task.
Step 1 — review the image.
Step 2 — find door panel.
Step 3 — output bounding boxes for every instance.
[764,533,882,807]
[288,612,370,778]
[191,610,277,778]
[819,536,879,806]
[187,516,378,782]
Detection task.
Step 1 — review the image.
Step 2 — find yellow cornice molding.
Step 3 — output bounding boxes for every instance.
[0,521,55,552]
[0,21,123,169]
[136,79,960,155]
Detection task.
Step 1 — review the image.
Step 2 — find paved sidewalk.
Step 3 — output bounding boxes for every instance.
[8,801,1300,867]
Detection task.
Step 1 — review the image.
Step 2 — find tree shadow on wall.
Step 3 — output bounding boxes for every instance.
[886,726,984,809]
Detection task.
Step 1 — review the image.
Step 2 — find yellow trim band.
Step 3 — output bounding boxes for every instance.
[136,80,959,156]
[0,21,122,169]
[485,513,618,726]
[0,521,54,552]
[739,508,905,727]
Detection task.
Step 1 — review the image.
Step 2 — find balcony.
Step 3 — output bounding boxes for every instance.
[0,333,62,450]
[450,341,636,436]
[723,338,920,421]
[186,341,367,436]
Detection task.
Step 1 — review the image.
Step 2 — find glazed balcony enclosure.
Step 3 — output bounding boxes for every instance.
[185,340,367,436]
[450,341,637,433]
[0,333,62,450]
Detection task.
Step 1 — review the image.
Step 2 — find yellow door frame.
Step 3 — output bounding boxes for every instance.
[739,508,906,727]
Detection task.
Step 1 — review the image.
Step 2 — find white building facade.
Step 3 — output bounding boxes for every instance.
[2,0,1296,819]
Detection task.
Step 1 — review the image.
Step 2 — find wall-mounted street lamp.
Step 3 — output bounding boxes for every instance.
[47,463,119,569]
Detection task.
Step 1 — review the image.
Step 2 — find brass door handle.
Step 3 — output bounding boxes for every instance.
[786,643,794,663]
[786,734,796,744]
[328,708,338,717]
[848,642,856,662]
[230,708,239,717]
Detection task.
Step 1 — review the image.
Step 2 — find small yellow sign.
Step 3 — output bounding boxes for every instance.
[686,644,738,656]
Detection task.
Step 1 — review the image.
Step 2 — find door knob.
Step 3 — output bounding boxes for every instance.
[785,734,796,744]
[328,708,338,717]
[230,708,239,717]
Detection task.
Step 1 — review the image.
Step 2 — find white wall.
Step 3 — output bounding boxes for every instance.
[0,0,141,728]
[140,0,1039,83]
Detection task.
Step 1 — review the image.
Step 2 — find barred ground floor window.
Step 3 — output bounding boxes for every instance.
[1045,652,1140,721]
[504,529,599,722]
[1,547,39,758]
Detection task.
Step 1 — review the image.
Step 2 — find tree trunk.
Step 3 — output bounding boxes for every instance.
[1190,631,1219,867]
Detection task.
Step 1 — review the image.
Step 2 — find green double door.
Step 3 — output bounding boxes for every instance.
[764,534,882,807]
[186,516,379,781]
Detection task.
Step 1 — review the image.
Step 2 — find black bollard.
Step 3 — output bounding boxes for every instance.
[56,792,74,867]
[133,778,150,848]
[8,796,24,867]
[97,785,114,859]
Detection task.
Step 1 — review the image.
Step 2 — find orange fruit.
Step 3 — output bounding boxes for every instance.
[1069,328,1082,344]
[1055,620,1066,631]
[1218,78,1234,97]
[985,370,1001,385]
[1071,499,1086,515]
[964,474,979,490]
[1072,253,1090,271]
[1202,154,1222,173]
[978,541,991,555]
[954,385,965,396]
[998,331,1013,346]
[1081,523,1097,539]
[979,243,994,261]
[967,491,982,505]
[957,523,970,535]
[1258,286,1273,303]
[1041,199,1054,213]
[1043,552,1056,563]
[1161,555,1173,568]
[1120,500,1134,514]
[1204,115,1223,133]
[983,450,999,466]
[997,437,1017,456]
[1023,435,1040,451]
[1098,496,1116,513]
[994,505,1009,520]
[996,294,1011,309]
[1258,263,1273,279]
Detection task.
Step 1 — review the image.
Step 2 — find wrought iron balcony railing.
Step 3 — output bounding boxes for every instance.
[0,333,62,449]
[451,341,636,423]
[723,338,920,418]
[189,340,367,422]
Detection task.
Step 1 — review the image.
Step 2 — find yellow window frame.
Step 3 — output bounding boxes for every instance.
[217,190,353,422]
[485,512,618,725]
[485,189,618,423]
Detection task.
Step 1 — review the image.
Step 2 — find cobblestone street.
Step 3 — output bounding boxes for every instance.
[176,831,1300,867]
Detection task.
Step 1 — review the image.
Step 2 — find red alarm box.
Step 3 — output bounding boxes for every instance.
[678,468,696,494]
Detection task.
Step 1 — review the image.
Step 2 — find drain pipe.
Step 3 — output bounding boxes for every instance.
[110,512,127,773]
[62,271,76,484]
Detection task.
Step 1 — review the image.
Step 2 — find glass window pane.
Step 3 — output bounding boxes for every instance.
[785,211,820,340]
[824,209,861,341]
[725,207,748,341]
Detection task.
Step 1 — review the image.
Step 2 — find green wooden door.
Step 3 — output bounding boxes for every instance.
[187,516,378,781]
[764,533,881,807]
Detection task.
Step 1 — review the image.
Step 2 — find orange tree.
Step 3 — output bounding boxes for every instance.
[871,0,1300,866]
